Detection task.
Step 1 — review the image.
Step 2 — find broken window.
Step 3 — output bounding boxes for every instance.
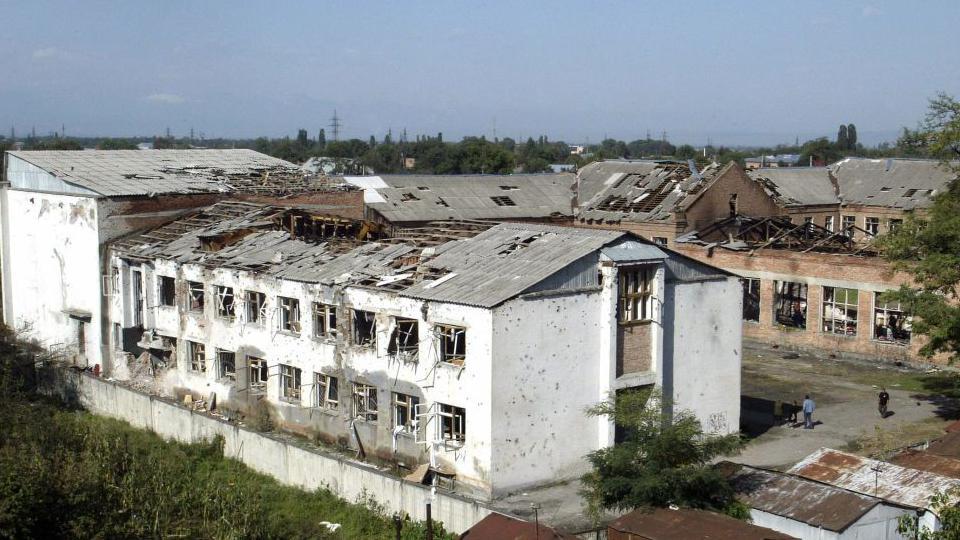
[393,392,420,433]
[278,296,301,334]
[248,356,268,391]
[313,302,337,339]
[652,237,668,246]
[742,278,760,322]
[217,349,236,381]
[822,286,859,336]
[189,341,206,373]
[280,364,302,401]
[728,193,738,216]
[314,373,339,410]
[618,266,654,323]
[188,281,205,312]
[437,324,466,366]
[438,403,466,443]
[825,215,835,232]
[874,293,911,345]
[842,215,856,238]
[353,383,378,422]
[889,218,903,232]
[352,310,377,347]
[77,320,87,356]
[245,291,266,324]
[773,281,807,329]
[865,217,880,236]
[490,196,517,207]
[215,285,235,319]
[388,318,419,357]
[158,276,176,307]
[131,269,144,326]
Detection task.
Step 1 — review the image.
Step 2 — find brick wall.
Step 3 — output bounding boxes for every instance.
[682,163,782,231]
[617,322,652,375]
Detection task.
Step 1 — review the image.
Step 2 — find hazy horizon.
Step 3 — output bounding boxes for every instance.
[3,1,958,147]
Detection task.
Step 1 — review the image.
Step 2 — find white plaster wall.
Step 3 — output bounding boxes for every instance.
[488,291,604,495]
[1,189,102,365]
[662,277,741,434]
[748,509,841,540]
[749,504,909,540]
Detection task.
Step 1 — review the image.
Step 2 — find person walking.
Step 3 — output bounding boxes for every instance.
[802,395,816,429]
[878,387,890,418]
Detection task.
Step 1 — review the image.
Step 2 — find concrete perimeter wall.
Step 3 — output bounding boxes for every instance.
[68,371,493,534]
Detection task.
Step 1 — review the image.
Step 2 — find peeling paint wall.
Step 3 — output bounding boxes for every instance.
[0,187,102,364]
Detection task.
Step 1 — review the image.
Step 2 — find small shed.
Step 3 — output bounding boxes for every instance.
[606,507,798,540]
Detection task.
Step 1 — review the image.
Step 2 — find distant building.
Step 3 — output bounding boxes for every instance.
[549,163,574,173]
[568,145,585,155]
[744,154,801,169]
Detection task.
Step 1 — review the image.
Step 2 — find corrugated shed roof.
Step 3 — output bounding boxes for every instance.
[346,173,575,222]
[722,462,881,532]
[608,507,797,540]
[577,160,721,224]
[459,512,577,540]
[831,157,956,209]
[748,167,838,206]
[787,448,960,513]
[890,449,960,479]
[926,429,960,458]
[7,149,307,196]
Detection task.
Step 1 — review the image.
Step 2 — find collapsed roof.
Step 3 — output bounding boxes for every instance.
[110,201,692,308]
[6,149,350,197]
[576,160,721,224]
[676,214,879,255]
[344,173,575,222]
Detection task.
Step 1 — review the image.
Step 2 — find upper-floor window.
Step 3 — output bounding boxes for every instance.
[158,276,176,307]
[278,296,301,334]
[353,310,377,347]
[217,349,236,381]
[388,318,419,357]
[314,373,339,410]
[353,383,378,422]
[438,403,466,443]
[865,217,880,236]
[188,341,206,373]
[215,286,235,319]
[652,237,668,246]
[188,281,205,312]
[822,287,858,336]
[437,324,466,366]
[618,266,653,322]
[313,302,337,338]
[279,364,302,401]
[245,291,266,324]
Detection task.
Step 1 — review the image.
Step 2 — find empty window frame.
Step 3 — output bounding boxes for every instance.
[393,392,420,433]
[279,364,302,401]
[189,341,206,373]
[865,217,880,236]
[842,215,856,238]
[437,324,466,366]
[652,237,668,246]
[245,291,266,324]
[889,218,903,232]
[314,373,339,410]
[742,278,761,322]
[278,296,301,334]
[158,276,176,307]
[438,403,466,443]
[822,286,859,336]
[804,216,813,224]
[187,281,205,312]
[773,281,808,329]
[388,318,419,356]
[248,356,268,390]
[312,302,337,338]
[353,383,378,422]
[618,266,654,322]
[874,293,911,345]
[825,215,835,232]
[217,349,236,380]
[352,310,377,347]
[215,285,235,319]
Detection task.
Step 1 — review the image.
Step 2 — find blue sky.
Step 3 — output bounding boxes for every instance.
[2,1,958,146]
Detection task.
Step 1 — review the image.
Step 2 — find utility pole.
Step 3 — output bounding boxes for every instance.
[329,110,342,142]
[531,502,541,540]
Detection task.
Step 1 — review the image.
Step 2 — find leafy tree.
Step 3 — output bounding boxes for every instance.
[847,123,858,149]
[897,489,960,539]
[296,128,310,148]
[318,128,326,149]
[881,93,960,362]
[580,388,744,520]
[799,137,843,166]
[837,124,849,150]
[97,138,138,150]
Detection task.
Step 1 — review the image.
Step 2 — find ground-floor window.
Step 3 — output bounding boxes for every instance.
[279,364,301,401]
[353,383,378,422]
[742,278,760,322]
[393,392,420,433]
[189,341,206,373]
[822,286,859,336]
[248,357,268,391]
[438,403,466,443]
[216,349,235,381]
[874,293,911,345]
[314,373,338,409]
[773,281,807,329]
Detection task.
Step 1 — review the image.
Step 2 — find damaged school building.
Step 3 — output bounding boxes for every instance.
[0,149,741,499]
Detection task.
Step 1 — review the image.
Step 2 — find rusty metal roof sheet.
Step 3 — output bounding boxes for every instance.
[459,512,577,540]
[787,448,960,513]
[926,430,960,458]
[890,449,960,479]
[722,462,882,532]
[608,507,797,540]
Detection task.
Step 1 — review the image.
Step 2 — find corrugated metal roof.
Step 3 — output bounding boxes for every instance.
[890,449,960,479]
[748,167,838,206]
[459,512,577,540]
[7,149,305,197]
[345,173,575,222]
[787,448,960,513]
[723,462,882,532]
[926,429,960,458]
[831,157,956,209]
[608,507,797,540]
